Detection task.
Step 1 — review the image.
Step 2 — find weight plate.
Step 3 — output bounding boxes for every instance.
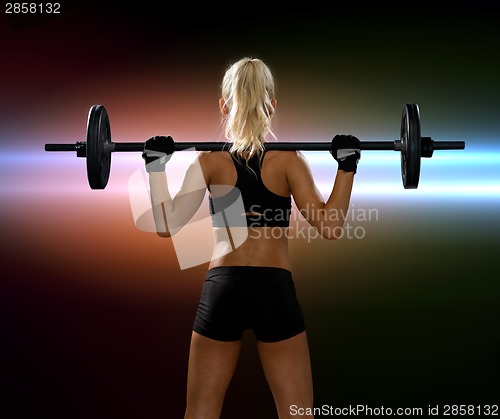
[86,105,112,189]
[400,103,421,189]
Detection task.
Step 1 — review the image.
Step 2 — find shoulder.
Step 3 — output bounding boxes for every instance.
[196,151,234,184]
[265,150,309,169]
[197,150,231,167]
[264,150,302,163]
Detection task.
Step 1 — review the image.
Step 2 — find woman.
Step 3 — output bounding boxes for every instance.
[142,57,360,419]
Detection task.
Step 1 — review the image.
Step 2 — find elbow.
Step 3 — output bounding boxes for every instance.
[321,230,341,240]
[318,222,345,240]
[156,231,171,238]
[155,226,172,238]
[155,222,184,238]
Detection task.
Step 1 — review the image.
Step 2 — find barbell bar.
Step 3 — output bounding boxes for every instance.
[44,103,465,190]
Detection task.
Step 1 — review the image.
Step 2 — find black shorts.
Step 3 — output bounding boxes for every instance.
[193,266,306,343]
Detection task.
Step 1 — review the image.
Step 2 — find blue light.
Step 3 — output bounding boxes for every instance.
[302,150,500,199]
[0,148,498,200]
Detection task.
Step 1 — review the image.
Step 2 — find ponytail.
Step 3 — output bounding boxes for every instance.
[221,58,276,162]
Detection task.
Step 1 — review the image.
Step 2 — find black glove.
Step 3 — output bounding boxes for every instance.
[330,134,361,174]
[142,135,175,172]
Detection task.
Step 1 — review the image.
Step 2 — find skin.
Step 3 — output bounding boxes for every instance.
[147,99,355,419]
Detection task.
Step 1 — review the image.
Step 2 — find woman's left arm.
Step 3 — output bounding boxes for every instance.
[148,154,208,237]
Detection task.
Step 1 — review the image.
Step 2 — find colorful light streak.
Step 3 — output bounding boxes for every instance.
[1,148,498,200]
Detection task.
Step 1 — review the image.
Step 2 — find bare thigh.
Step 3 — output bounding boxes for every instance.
[257,331,314,419]
[185,331,241,419]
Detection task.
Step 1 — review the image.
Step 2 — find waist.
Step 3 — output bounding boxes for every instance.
[210,228,291,270]
[207,265,292,280]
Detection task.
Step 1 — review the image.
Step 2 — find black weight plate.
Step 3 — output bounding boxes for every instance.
[400,103,421,189]
[86,105,112,189]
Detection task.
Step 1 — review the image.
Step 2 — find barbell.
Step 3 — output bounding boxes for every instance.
[44,103,465,189]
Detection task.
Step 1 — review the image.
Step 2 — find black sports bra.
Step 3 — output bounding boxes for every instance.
[209,153,291,228]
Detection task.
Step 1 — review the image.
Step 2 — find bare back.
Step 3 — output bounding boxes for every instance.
[159,147,352,266]
[199,150,295,270]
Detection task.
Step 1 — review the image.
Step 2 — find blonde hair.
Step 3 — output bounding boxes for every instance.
[221,57,276,160]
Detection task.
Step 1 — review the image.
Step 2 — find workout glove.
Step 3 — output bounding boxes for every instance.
[142,135,175,172]
[331,134,361,174]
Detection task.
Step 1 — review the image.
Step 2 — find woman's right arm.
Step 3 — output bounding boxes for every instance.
[286,151,356,240]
